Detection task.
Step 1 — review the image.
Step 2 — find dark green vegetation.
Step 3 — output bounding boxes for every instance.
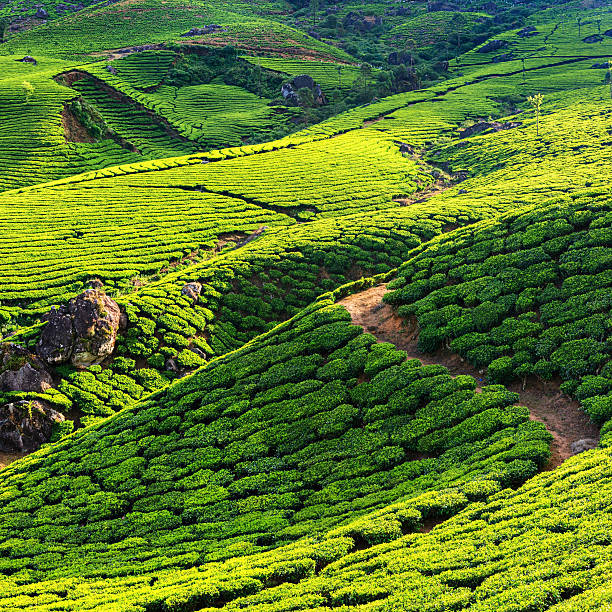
[386,195,612,432]
[0,0,611,609]
[0,297,552,609]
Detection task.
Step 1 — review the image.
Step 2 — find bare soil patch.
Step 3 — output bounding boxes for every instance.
[339,284,599,470]
[0,452,25,471]
[62,105,95,143]
[393,182,447,207]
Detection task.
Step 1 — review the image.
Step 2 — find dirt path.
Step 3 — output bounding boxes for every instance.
[0,452,24,471]
[393,182,448,207]
[339,284,599,470]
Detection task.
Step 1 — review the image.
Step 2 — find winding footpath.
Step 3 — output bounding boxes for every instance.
[339,284,599,470]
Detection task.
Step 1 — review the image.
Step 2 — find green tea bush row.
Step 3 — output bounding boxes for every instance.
[0,295,550,609]
[385,194,612,429]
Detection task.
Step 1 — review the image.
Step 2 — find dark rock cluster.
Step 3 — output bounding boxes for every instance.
[281,75,327,106]
[181,25,224,37]
[0,400,64,453]
[36,288,121,368]
[342,11,383,31]
[478,39,508,53]
[0,344,64,453]
[459,120,522,139]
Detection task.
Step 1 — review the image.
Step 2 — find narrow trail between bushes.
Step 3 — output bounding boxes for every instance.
[339,284,599,471]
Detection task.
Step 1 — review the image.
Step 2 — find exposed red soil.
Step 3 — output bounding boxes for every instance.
[393,182,447,207]
[339,284,599,470]
[59,71,88,86]
[0,452,25,471]
[61,105,96,143]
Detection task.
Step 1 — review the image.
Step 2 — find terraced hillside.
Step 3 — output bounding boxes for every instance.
[0,0,611,610]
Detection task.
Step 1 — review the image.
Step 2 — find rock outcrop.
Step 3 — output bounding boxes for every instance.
[342,11,382,31]
[0,400,64,452]
[16,56,37,65]
[492,52,515,63]
[55,2,84,14]
[570,439,598,455]
[0,344,53,393]
[37,289,121,368]
[477,39,508,53]
[281,75,327,106]
[181,25,224,37]
[458,120,521,138]
[181,282,202,303]
[388,51,414,66]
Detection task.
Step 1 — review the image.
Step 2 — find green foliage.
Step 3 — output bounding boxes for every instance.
[386,196,612,424]
[0,297,550,609]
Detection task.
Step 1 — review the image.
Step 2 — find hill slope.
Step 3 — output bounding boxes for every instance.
[0,3,611,610]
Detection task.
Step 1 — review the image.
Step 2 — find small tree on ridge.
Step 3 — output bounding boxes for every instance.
[528,92,543,137]
[22,80,34,103]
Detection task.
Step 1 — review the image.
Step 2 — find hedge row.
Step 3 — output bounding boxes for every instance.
[385,194,612,431]
[0,295,550,609]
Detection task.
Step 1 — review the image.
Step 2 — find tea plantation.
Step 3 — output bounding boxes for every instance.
[0,0,611,609]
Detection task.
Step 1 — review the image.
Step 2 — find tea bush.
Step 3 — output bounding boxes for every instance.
[0,296,550,609]
[385,194,612,430]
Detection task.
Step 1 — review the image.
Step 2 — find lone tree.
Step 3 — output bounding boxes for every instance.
[360,62,372,94]
[311,0,319,27]
[528,92,543,137]
[22,80,35,103]
[337,64,342,89]
[403,37,417,68]
[576,16,582,37]
[521,58,526,83]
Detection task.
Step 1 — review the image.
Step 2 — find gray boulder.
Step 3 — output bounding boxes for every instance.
[37,305,74,365]
[570,439,598,455]
[181,282,202,303]
[459,120,521,139]
[181,25,224,37]
[281,75,327,106]
[37,289,121,368]
[0,344,53,393]
[16,55,37,65]
[165,358,179,373]
[0,400,64,452]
